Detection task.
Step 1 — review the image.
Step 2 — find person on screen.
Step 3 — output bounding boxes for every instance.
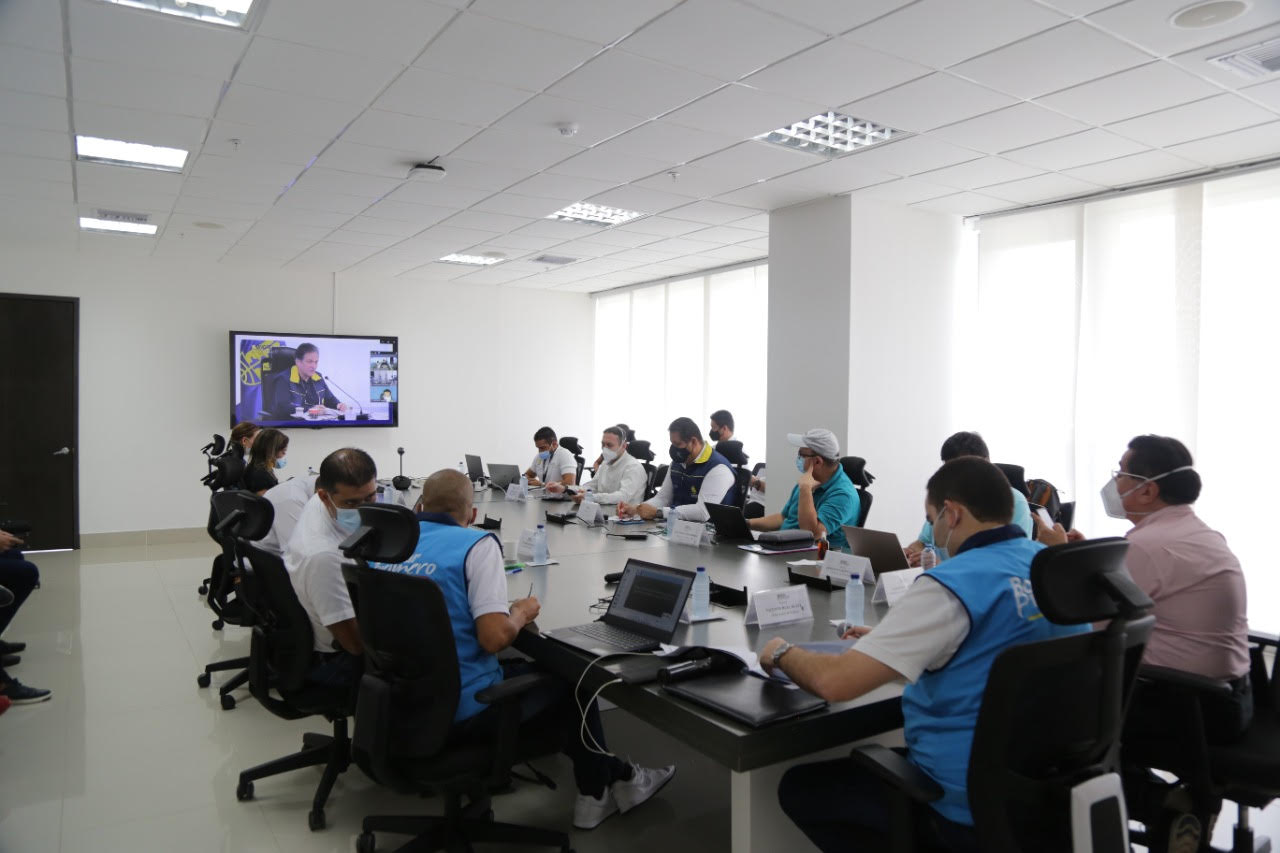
[273,343,346,416]
[380,389,392,402]
[244,428,289,494]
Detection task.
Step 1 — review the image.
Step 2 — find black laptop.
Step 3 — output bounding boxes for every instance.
[705,502,755,542]
[546,560,695,655]
[464,453,484,482]
[487,463,521,491]
[841,526,910,572]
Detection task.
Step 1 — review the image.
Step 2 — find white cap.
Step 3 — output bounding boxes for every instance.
[787,428,840,461]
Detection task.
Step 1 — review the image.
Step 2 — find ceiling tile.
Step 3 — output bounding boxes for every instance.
[204,120,329,165]
[494,95,646,147]
[1036,60,1223,125]
[734,213,770,231]
[950,22,1151,99]
[235,38,404,105]
[470,0,679,45]
[325,228,404,248]
[981,171,1107,204]
[757,156,895,194]
[840,73,1018,133]
[512,219,605,239]
[418,158,532,191]
[290,168,402,198]
[745,39,931,108]
[1106,94,1277,147]
[0,45,66,97]
[912,191,1012,215]
[846,176,957,203]
[1087,0,1280,57]
[1037,0,1121,13]
[75,160,182,198]
[663,84,827,139]
[684,224,766,243]
[257,0,456,64]
[0,127,71,161]
[506,172,622,201]
[288,241,383,269]
[0,0,64,53]
[1165,121,1280,166]
[235,232,320,254]
[340,109,478,156]
[374,67,533,127]
[588,185,693,213]
[558,228,661,248]
[1168,23,1280,90]
[313,142,426,180]
[441,209,535,233]
[632,165,757,199]
[604,246,680,263]
[548,50,725,119]
[275,185,377,215]
[740,0,915,36]
[73,101,208,153]
[1003,128,1148,170]
[834,135,982,175]
[1244,77,1280,111]
[259,207,353,229]
[385,181,494,208]
[362,199,456,227]
[473,193,571,218]
[619,0,825,81]
[0,177,74,204]
[399,262,475,281]
[181,175,282,205]
[697,244,768,261]
[188,154,302,186]
[73,58,225,118]
[845,0,1067,68]
[414,12,602,91]
[915,156,1043,190]
[454,264,539,285]
[929,103,1090,154]
[0,90,67,132]
[470,233,567,250]
[449,126,583,171]
[69,0,247,77]
[603,121,741,166]
[174,195,274,221]
[1063,149,1206,185]
[665,199,761,224]
[216,84,360,141]
[239,222,334,244]
[342,215,431,238]
[712,178,828,209]
[688,140,826,180]
[549,145,672,182]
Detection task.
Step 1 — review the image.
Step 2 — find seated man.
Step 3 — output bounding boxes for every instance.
[904,431,1033,565]
[748,429,859,550]
[271,342,347,417]
[259,473,318,556]
[547,425,646,507]
[761,457,1087,851]
[709,409,735,444]
[0,527,51,704]
[381,469,675,829]
[284,448,377,687]
[524,426,577,488]
[618,417,739,523]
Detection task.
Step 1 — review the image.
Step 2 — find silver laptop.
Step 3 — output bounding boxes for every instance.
[841,526,911,572]
[547,560,695,655]
[464,453,485,482]
[487,463,521,490]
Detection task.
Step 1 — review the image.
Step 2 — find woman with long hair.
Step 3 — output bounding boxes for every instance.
[244,428,288,494]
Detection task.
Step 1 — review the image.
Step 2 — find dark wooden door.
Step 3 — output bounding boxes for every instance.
[0,294,79,550]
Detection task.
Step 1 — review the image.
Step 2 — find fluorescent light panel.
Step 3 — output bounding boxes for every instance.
[92,0,254,28]
[547,202,646,227]
[79,217,158,236]
[439,253,503,266]
[76,135,188,172]
[757,111,907,158]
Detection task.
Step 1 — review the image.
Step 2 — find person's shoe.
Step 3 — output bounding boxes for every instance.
[0,679,51,704]
[612,763,676,814]
[573,790,619,830]
[0,695,11,715]
[0,654,19,667]
[1168,813,1201,853]
[0,640,27,655]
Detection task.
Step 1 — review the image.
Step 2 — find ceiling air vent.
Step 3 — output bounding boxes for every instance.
[534,254,577,265]
[1208,36,1280,80]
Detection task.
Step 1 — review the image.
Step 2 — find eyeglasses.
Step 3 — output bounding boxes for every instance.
[1111,469,1146,483]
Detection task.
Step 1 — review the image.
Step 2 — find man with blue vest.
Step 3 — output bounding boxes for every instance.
[618,416,739,523]
[375,469,675,831]
[759,457,1089,851]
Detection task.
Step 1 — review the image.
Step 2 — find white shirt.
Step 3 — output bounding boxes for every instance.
[284,494,356,653]
[582,452,647,505]
[461,536,514,619]
[853,576,970,682]
[529,445,577,485]
[642,459,736,523]
[259,475,318,556]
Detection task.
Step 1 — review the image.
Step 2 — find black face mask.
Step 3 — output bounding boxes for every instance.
[708,428,722,442]
[669,444,689,464]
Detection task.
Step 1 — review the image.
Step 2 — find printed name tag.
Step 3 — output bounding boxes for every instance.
[505,482,527,502]
[871,568,924,607]
[745,585,814,627]
[577,499,604,525]
[670,519,709,547]
[821,551,870,586]
[516,528,538,562]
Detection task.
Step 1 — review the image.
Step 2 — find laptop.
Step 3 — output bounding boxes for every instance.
[841,526,910,572]
[704,502,756,542]
[487,463,521,491]
[546,559,695,655]
[464,453,484,483]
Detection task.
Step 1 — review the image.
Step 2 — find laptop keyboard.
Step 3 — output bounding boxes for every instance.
[574,621,657,651]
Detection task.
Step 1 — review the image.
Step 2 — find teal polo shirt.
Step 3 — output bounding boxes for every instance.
[918,486,1033,547]
[780,465,861,550]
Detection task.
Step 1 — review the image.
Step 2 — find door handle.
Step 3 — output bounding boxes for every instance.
[52,447,72,456]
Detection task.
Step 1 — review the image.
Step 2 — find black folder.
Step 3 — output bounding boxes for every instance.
[663,672,827,727]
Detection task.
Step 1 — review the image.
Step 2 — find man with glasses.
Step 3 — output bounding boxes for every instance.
[748,429,860,550]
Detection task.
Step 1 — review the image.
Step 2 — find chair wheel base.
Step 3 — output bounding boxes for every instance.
[196,672,211,688]
[220,693,236,710]
[308,809,325,831]
[212,619,224,631]
[236,780,254,801]
[356,830,375,853]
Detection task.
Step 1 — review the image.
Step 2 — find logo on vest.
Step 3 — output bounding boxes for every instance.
[382,552,438,576]
[1008,577,1043,621]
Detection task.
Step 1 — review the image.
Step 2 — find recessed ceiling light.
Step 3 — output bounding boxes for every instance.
[756,111,908,159]
[79,216,158,236]
[76,135,188,172]
[440,253,504,266]
[92,0,255,28]
[547,202,646,227]
[1171,0,1249,28]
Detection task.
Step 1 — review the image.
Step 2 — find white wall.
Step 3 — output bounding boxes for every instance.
[3,248,594,535]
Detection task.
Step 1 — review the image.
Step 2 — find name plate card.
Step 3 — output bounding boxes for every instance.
[821,551,871,586]
[577,499,604,525]
[871,568,925,607]
[505,482,528,502]
[745,585,814,628]
[670,519,710,547]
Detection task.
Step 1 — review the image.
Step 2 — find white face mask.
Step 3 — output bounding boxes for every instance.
[601,446,619,463]
[932,504,954,561]
[1099,465,1195,519]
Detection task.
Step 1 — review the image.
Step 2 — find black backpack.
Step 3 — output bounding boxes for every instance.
[1025,478,1063,522]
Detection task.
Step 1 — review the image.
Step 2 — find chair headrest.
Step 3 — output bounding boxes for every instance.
[716,440,749,466]
[560,436,583,456]
[261,345,297,375]
[341,504,420,564]
[211,490,275,541]
[994,463,1028,496]
[628,439,655,461]
[207,434,226,456]
[839,456,875,488]
[1030,537,1152,623]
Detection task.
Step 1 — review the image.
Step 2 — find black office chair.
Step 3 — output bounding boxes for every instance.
[215,490,355,832]
[651,463,669,501]
[559,436,585,484]
[744,461,766,519]
[342,504,572,853]
[198,445,246,599]
[850,538,1155,852]
[839,456,875,528]
[1125,634,1280,853]
[716,440,749,466]
[629,440,657,499]
[258,344,297,418]
[196,491,257,710]
[994,463,1031,500]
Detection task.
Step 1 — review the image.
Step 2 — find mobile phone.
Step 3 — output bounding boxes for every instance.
[1035,507,1054,527]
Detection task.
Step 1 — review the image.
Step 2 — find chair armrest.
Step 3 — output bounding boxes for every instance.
[849,744,943,804]
[1249,630,1279,648]
[475,672,555,706]
[1138,665,1233,697]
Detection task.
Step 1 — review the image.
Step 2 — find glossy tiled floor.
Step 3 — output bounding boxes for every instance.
[4,542,1279,852]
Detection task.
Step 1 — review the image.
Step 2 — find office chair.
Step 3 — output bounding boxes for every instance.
[198,445,246,598]
[258,344,297,419]
[195,492,257,710]
[651,463,669,501]
[216,490,355,832]
[839,456,875,528]
[559,436,586,484]
[715,440,749,466]
[1125,634,1280,853]
[850,538,1155,853]
[628,440,657,499]
[993,463,1030,499]
[342,504,572,853]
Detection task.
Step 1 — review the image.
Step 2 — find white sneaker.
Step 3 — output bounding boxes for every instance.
[612,763,676,814]
[573,790,619,830]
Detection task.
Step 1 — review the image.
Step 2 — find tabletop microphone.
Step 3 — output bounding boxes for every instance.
[319,373,370,421]
[393,447,411,491]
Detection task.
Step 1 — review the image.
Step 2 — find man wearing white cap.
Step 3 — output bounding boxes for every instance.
[749,428,861,551]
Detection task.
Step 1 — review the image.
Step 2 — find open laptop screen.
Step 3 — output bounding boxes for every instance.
[607,559,695,637]
[464,454,484,481]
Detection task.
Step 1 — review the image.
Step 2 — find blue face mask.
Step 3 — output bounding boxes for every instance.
[336,508,361,534]
[275,457,288,470]
[795,455,808,474]
[537,449,551,461]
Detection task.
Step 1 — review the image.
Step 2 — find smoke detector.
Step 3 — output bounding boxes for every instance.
[408,161,446,182]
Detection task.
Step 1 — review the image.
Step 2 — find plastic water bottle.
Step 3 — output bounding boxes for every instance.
[519,473,529,493]
[844,574,864,627]
[920,546,939,570]
[691,566,711,620]
[663,511,674,536]
[457,460,465,475]
[532,524,549,564]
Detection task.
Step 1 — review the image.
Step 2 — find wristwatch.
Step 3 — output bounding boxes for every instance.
[770,641,795,668]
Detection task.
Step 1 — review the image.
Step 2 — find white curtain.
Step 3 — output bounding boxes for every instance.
[972,166,1280,629]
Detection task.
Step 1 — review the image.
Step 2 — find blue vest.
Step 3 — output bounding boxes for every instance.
[902,534,1089,826]
[372,514,502,722]
[669,448,739,508]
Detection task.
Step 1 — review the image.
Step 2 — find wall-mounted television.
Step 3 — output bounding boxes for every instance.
[230,331,398,429]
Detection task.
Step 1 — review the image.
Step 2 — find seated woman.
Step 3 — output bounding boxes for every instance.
[243,428,289,494]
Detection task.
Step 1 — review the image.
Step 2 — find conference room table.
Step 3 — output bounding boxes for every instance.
[462,486,906,852]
